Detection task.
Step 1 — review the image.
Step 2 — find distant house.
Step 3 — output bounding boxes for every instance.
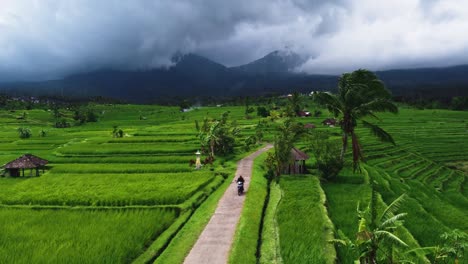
[297,111,311,117]
[283,148,310,174]
[322,118,338,126]
[304,123,316,129]
[2,154,48,177]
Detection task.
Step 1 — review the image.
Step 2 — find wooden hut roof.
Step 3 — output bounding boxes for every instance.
[3,154,48,169]
[322,118,338,125]
[291,148,309,161]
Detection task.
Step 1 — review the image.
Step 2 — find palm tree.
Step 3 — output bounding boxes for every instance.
[355,188,408,263]
[287,92,303,116]
[202,121,221,159]
[332,184,408,263]
[314,69,398,170]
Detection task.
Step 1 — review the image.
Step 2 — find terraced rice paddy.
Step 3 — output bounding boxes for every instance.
[319,109,468,262]
[0,104,466,263]
[249,108,467,263]
[0,105,252,263]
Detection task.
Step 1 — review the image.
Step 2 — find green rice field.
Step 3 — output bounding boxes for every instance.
[0,103,466,263]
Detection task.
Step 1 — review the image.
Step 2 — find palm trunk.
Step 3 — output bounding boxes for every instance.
[210,141,215,159]
[340,132,348,161]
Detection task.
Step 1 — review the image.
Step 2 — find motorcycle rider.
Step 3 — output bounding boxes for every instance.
[236,175,245,195]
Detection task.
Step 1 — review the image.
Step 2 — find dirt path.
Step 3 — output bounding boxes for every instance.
[183,144,273,264]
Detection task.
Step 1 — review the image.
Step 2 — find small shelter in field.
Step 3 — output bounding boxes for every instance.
[322,118,338,126]
[284,147,309,174]
[2,154,48,177]
[304,123,316,129]
[297,111,311,117]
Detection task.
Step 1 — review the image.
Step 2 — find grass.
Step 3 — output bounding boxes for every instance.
[229,152,269,264]
[153,157,240,264]
[0,172,216,206]
[276,175,336,264]
[259,181,283,264]
[0,208,177,264]
[0,104,467,263]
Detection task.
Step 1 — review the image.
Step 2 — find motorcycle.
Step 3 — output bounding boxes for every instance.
[237,181,244,196]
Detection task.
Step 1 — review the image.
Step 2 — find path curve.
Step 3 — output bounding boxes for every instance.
[183,144,273,264]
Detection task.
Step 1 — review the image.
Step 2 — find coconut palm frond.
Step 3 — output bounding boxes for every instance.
[380,194,406,222]
[362,120,396,145]
[355,99,398,117]
[380,213,407,229]
[375,230,408,247]
[313,92,343,117]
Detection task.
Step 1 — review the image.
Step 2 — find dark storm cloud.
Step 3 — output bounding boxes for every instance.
[0,0,467,81]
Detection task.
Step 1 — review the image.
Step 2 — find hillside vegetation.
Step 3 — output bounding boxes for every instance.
[0,102,466,263]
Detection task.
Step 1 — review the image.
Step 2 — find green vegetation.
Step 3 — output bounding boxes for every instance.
[0,208,176,263]
[276,175,336,264]
[0,104,253,263]
[0,96,466,263]
[259,181,282,264]
[229,153,269,264]
[314,69,398,169]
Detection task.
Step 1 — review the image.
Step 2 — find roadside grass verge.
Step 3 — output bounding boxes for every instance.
[153,164,237,264]
[229,153,268,264]
[260,181,283,264]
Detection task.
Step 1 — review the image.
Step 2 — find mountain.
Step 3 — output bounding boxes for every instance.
[376,65,468,98]
[231,50,307,75]
[1,51,467,103]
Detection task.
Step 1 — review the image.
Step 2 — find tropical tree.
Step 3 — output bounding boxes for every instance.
[202,121,222,158]
[196,112,239,159]
[438,229,467,264]
[266,118,304,179]
[333,185,408,263]
[308,131,343,180]
[286,92,303,117]
[314,69,398,170]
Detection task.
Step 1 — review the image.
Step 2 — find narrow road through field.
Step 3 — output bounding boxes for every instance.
[183,144,273,264]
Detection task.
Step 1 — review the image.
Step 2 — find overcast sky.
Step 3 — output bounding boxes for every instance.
[1,0,468,81]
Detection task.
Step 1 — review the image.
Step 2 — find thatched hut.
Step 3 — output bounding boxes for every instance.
[284,148,309,174]
[304,123,316,129]
[322,118,338,126]
[3,154,48,177]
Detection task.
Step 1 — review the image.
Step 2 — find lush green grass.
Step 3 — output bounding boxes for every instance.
[276,175,336,264]
[0,104,260,262]
[0,172,216,206]
[259,181,283,264]
[229,153,269,264]
[0,208,177,264]
[153,155,241,264]
[1,104,467,263]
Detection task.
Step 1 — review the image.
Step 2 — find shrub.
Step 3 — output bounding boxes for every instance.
[257,106,269,117]
[17,127,32,139]
[55,119,71,128]
[309,131,343,180]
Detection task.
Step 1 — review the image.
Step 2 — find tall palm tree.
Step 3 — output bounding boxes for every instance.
[288,91,304,116]
[314,69,398,170]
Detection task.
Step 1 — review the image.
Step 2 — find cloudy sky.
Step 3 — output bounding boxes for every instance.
[1,0,468,81]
